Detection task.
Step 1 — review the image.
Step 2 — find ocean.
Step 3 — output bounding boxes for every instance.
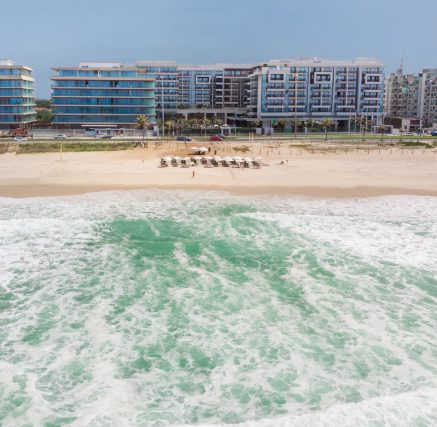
[0,190,436,427]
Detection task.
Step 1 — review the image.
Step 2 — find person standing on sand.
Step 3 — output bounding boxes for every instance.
[192,171,195,178]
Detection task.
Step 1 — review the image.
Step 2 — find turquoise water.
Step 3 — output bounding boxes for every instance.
[0,190,436,427]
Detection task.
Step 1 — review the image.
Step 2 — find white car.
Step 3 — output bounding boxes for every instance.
[54,134,67,139]
[14,137,27,142]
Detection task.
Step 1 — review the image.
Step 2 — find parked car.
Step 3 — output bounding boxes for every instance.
[177,136,192,141]
[210,135,224,141]
[14,136,27,143]
[99,134,113,139]
[54,134,67,139]
[404,132,414,136]
[431,130,437,136]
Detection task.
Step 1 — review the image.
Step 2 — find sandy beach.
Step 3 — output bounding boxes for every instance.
[1,142,437,198]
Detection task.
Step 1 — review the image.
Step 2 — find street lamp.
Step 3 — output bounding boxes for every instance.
[161,75,165,140]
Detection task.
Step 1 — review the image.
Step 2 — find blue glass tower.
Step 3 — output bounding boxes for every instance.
[51,63,155,128]
[0,59,36,129]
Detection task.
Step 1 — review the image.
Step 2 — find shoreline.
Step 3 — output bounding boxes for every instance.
[1,147,437,199]
[1,183,437,199]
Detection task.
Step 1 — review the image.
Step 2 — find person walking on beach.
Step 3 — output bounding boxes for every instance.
[192,170,195,178]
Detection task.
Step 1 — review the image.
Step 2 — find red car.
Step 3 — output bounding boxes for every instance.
[210,135,223,141]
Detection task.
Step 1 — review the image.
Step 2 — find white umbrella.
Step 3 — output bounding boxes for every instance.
[223,156,233,162]
[204,156,213,160]
[213,156,222,161]
[198,147,208,152]
[163,156,172,161]
[194,156,202,160]
[182,157,190,161]
[243,157,253,162]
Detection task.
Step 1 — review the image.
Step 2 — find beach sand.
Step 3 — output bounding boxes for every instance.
[1,142,437,198]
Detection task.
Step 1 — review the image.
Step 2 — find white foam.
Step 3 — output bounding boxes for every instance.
[1,191,436,426]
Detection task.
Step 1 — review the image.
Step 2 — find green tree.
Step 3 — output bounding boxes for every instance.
[306,118,316,132]
[36,99,51,109]
[136,115,149,142]
[321,117,333,141]
[36,109,53,124]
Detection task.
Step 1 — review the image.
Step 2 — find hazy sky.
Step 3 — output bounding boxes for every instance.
[2,0,437,98]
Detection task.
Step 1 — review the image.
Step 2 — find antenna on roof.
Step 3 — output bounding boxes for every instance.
[397,58,404,74]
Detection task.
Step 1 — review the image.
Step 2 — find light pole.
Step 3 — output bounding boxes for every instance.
[161,75,165,140]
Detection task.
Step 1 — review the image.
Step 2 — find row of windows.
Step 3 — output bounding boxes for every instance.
[0,89,34,96]
[53,114,154,123]
[0,114,36,122]
[52,80,154,89]
[52,98,154,106]
[0,97,34,105]
[58,70,144,77]
[0,106,35,113]
[0,81,34,88]
[53,107,155,115]
[52,89,154,97]
[0,69,32,76]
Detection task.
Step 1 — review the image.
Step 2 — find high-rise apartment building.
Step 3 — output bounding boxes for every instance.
[418,69,437,127]
[247,58,384,129]
[51,63,155,127]
[0,59,36,129]
[384,63,420,119]
[385,66,437,127]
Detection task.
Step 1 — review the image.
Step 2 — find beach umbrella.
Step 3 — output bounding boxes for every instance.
[204,156,213,160]
[163,156,172,161]
[194,156,202,160]
[213,156,222,161]
[198,147,208,152]
[243,157,253,162]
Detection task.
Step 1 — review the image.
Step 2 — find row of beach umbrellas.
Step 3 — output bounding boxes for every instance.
[160,156,263,168]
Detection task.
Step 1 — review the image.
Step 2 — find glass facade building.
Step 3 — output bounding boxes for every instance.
[135,61,178,114]
[0,59,36,129]
[51,63,155,127]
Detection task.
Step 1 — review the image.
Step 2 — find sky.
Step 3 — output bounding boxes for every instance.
[2,0,437,98]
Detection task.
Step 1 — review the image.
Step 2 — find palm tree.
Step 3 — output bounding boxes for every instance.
[136,115,149,142]
[202,117,212,137]
[321,117,333,141]
[165,120,175,137]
